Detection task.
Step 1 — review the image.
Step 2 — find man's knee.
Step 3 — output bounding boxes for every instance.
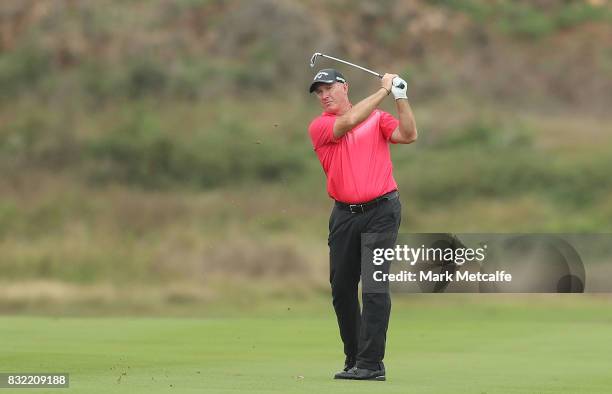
[331,279,358,297]
[362,292,391,310]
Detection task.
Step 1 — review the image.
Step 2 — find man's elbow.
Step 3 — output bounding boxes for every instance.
[400,128,418,144]
[409,129,418,143]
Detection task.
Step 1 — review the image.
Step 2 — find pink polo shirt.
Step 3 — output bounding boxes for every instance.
[308,109,399,204]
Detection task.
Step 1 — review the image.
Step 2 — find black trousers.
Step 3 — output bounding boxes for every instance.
[328,195,401,370]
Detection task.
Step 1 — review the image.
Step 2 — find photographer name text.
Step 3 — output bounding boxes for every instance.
[373,270,512,283]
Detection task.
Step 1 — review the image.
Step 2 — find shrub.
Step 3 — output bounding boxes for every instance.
[87,111,306,188]
[125,59,169,98]
[0,43,53,99]
[0,113,80,169]
[429,117,533,150]
[399,149,612,207]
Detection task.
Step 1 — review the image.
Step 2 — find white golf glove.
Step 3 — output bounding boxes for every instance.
[391,77,408,100]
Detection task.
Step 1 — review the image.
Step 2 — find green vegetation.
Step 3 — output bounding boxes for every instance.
[1,95,612,290]
[87,111,306,188]
[0,1,611,309]
[429,0,612,39]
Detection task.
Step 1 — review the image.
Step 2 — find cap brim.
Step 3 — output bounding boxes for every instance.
[309,79,337,93]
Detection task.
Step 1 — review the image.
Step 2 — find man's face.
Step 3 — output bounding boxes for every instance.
[313,82,349,114]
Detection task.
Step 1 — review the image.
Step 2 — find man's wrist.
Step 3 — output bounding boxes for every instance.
[380,86,391,95]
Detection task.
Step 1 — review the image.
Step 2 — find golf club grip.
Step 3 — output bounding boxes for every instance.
[378,74,406,89]
[380,74,406,90]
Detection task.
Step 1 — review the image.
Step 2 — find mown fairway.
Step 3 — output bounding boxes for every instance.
[2,297,612,393]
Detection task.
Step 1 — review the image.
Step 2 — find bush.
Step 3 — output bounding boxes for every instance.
[78,61,121,101]
[399,148,612,207]
[87,111,307,189]
[125,59,169,98]
[0,43,53,99]
[429,0,610,39]
[555,3,611,30]
[0,113,80,169]
[429,117,533,150]
[498,4,556,39]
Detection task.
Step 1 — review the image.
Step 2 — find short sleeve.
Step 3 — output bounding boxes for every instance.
[379,111,399,143]
[308,115,338,150]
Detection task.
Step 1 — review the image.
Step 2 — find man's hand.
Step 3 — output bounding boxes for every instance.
[381,73,397,95]
[391,77,408,100]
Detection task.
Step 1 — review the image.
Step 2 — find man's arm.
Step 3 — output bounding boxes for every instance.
[333,74,396,139]
[390,98,418,144]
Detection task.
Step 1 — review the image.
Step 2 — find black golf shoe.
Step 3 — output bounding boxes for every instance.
[333,366,386,381]
[339,356,356,372]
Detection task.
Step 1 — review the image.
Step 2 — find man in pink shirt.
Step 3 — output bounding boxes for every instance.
[308,68,417,381]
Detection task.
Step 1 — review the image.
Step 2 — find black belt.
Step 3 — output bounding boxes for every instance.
[335,190,399,214]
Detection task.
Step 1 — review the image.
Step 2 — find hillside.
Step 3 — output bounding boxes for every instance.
[1,0,611,312]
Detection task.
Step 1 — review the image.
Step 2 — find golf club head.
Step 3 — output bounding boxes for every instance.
[309,52,321,68]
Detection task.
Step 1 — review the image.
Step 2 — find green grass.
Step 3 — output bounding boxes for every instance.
[2,297,612,393]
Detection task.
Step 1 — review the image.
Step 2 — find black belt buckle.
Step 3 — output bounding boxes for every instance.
[349,204,365,214]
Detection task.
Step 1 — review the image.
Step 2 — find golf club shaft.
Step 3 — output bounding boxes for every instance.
[313,53,405,90]
[317,54,383,79]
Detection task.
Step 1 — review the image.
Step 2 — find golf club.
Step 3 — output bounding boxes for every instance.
[310,52,405,89]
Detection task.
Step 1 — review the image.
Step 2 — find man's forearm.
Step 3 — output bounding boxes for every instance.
[333,88,389,138]
[395,99,417,141]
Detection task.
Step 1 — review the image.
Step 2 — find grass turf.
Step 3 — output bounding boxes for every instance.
[2,297,612,393]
